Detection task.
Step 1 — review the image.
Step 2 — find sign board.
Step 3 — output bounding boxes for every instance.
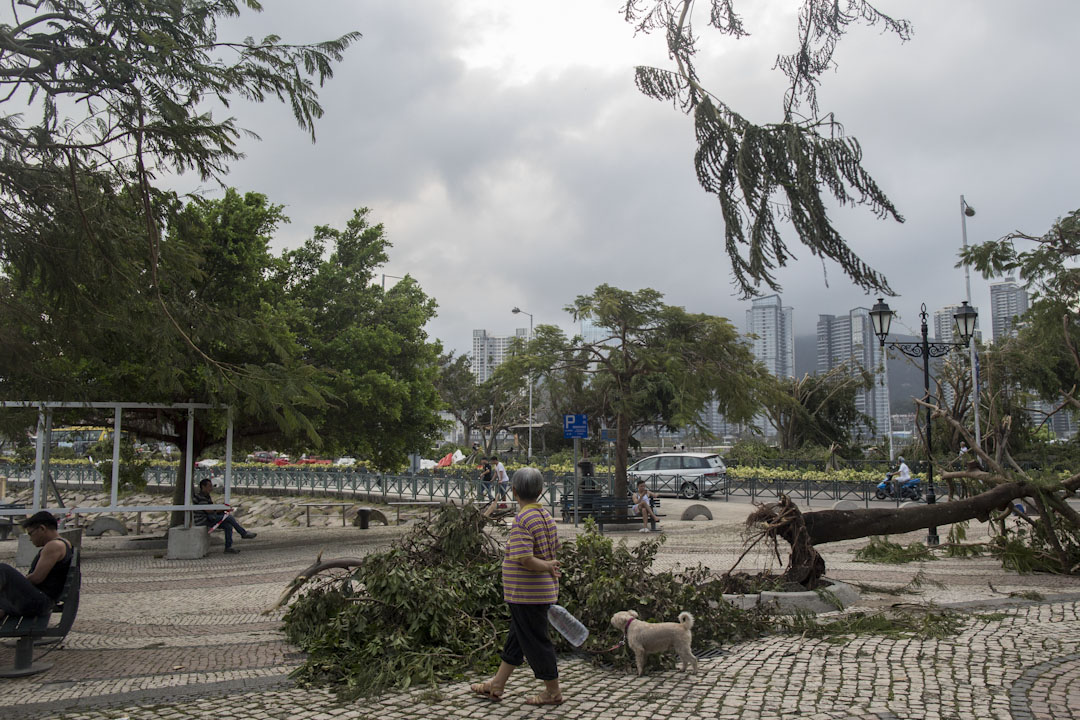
[600,427,615,443]
[563,414,588,439]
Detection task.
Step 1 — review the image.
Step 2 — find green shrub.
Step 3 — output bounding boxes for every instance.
[94,439,150,493]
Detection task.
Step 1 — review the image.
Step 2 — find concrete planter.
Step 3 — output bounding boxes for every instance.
[721,578,859,614]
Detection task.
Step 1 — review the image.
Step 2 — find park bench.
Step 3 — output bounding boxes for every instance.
[560,494,662,532]
[388,501,441,525]
[295,501,354,527]
[0,547,81,677]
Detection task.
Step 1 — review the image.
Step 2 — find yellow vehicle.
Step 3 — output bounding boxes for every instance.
[42,426,111,455]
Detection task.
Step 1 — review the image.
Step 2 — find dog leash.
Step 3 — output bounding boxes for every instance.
[578,617,633,655]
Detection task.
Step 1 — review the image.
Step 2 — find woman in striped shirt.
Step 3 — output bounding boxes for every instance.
[470,467,565,706]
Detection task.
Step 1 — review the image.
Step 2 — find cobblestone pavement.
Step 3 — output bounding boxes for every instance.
[2,499,1080,719]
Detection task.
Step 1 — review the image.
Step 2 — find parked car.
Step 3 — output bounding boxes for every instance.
[297,455,332,465]
[626,452,727,499]
[248,451,289,465]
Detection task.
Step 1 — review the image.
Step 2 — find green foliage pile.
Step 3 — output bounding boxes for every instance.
[988,529,1071,575]
[779,606,963,643]
[853,536,936,564]
[555,521,772,672]
[283,508,771,696]
[284,506,507,698]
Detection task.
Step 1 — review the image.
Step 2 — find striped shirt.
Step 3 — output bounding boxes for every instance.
[502,503,560,604]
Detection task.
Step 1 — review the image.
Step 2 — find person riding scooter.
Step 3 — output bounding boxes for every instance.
[876,456,921,501]
[891,456,912,496]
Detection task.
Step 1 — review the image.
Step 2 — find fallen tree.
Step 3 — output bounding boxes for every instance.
[755,400,1080,587]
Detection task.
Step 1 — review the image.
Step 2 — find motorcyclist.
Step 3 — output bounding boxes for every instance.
[890,456,912,497]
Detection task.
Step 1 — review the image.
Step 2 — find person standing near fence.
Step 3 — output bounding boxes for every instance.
[493,456,510,500]
[479,457,494,501]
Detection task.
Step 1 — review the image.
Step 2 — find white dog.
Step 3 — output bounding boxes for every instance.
[610,609,698,676]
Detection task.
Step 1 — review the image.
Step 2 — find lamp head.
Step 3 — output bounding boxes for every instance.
[511,307,521,314]
[964,205,976,217]
[868,298,894,346]
[953,300,978,345]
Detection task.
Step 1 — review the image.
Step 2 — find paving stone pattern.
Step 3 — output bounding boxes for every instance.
[1,498,1079,719]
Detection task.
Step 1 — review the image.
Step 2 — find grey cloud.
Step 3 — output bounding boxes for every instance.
[204,1,1079,355]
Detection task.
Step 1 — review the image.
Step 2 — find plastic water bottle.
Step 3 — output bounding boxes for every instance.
[547,604,589,647]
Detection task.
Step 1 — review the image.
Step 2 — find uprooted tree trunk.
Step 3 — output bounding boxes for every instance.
[751,401,1080,587]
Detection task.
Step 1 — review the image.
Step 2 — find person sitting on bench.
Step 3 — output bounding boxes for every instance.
[631,480,660,533]
[193,478,256,554]
[0,511,73,621]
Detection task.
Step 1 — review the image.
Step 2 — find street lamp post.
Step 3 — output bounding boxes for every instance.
[960,196,982,456]
[511,307,534,460]
[869,299,978,546]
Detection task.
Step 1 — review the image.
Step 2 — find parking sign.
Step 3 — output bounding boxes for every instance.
[563,414,588,439]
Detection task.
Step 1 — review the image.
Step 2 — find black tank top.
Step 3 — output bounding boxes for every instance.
[29,538,73,601]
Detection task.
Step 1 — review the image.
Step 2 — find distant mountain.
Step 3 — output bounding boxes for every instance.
[794,333,927,413]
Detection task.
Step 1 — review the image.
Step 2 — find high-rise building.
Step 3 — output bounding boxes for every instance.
[931,304,981,410]
[817,308,889,440]
[746,295,794,379]
[933,304,962,344]
[745,295,794,437]
[933,304,983,345]
[989,277,1028,342]
[580,318,610,346]
[470,328,529,384]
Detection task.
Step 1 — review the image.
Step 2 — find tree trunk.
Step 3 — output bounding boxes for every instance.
[169,422,210,527]
[801,480,1031,545]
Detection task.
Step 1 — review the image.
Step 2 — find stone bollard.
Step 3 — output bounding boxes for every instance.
[166,526,209,559]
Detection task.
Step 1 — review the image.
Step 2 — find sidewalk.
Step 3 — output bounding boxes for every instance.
[1,499,1079,719]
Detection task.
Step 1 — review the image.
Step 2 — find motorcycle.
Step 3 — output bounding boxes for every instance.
[875,473,923,501]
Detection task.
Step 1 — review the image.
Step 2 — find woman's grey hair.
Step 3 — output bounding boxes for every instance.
[511,467,545,501]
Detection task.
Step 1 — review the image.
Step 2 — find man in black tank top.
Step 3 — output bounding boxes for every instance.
[0,510,72,620]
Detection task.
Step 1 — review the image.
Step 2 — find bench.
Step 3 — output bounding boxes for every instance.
[560,494,663,532]
[0,547,81,677]
[295,502,353,528]
[388,501,441,525]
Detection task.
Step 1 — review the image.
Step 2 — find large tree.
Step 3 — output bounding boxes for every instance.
[0,191,444,523]
[623,1,909,297]
[760,365,874,452]
[0,0,357,376]
[528,284,762,497]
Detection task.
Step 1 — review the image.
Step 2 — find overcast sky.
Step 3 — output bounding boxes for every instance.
[191,0,1079,355]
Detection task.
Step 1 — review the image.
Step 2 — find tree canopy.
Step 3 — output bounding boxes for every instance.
[759,366,874,452]
[0,0,359,379]
[0,190,444,523]
[526,284,762,496]
[622,0,909,297]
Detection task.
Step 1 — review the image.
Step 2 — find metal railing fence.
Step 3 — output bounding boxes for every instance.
[0,463,897,509]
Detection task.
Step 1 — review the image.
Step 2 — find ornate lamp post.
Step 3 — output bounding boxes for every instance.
[960,196,982,454]
[511,307,534,460]
[869,299,978,545]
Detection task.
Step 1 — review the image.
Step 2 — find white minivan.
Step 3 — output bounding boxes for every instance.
[626,452,727,499]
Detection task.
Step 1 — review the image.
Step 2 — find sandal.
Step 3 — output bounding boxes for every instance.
[525,692,564,706]
[470,681,503,702]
